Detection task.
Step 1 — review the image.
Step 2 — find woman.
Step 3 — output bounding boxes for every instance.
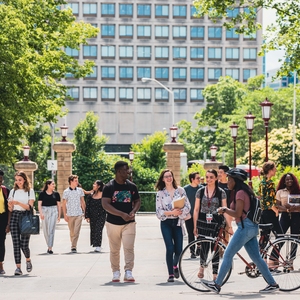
[155,169,190,283]
[201,168,279,293]
[7,171,35,276]
[193,169,231,280]
[38,179,61,254]
[85,180,106,252]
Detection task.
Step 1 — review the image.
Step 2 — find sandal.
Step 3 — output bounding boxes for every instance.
[197,267,204,278]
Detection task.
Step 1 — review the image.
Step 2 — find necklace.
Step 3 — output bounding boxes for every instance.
[206,186,216,208]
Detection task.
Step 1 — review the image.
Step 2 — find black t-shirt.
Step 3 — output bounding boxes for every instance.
[102,179,140,225]
[38,191,61,206]
[218,182,231,208]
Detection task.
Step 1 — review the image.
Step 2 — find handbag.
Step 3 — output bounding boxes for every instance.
[19,206,40,235]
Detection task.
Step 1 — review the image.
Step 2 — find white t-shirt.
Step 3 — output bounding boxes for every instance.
[8,189,35,211]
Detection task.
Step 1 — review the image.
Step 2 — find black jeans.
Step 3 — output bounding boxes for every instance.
[185,217,195,254]
[0,212,8,262]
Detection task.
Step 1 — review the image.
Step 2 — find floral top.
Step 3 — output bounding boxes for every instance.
[259,177,276,210]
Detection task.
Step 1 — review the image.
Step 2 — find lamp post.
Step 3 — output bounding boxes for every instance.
[210,145,218,161]
[230,123,239,167]
[60,124,68,142]
[260,98,273,162]
[244,113,256,188]
[129,151,134,181]
[23,146,30,161]
[170,126,178,143]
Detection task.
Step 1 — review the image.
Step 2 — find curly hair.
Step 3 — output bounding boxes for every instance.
[276,173,300,194]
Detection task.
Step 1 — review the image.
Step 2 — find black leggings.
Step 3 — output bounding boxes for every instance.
[0,212,8,262]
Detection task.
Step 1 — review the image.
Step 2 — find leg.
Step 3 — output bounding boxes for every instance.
[45,206,58,249]
[0,213,7,263]
[185,218,195,254]
[20,233,31,259]
[172,222,183,267]
[106,222,122,272]
[10,212,22,267]
[67,216,76,248]
[72,216,83,249]
[122,222,136,271]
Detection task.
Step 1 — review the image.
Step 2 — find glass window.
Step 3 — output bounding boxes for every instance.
[101,45,115,59]
[173,5,186,18]
[119,88,133,101]
[83,3,97,16]
[190,6,202,18]
[137,4,151,17]
[208,27,222,39]
[101,25,115,37]
[226,8,239,18]
[65,3,79,15]
[155,26,169,38]
[137,67,151,79]
[174,88,187,101]
[65,47,79,58]
[137,46,151,59]
[208,68,222,80]
[119,67,133,80]
[155,67,169,80]
[119,25,133,38]
[85,66,97,79]
[83,87,97,101]
[190,68,204,81]
[208,48,222,60]
[101,87,115,101]
[137,25,151,38]
[173,47,186,60]
[101,66,115,80]
[226,68,239,80]
[155,88,169,101]
[190,47,204,60]
[66,87,79,100]
[65,72,75,79]
[119,46,133,59]
[173,26,187,39]
[173,68,187,80]
[190,26,204,39]
[243,48,257,60]
[155,5,169,17]
[155,47,169,59]
[101,3,115,16]
[226,48,239,60]
[243,69,257,81]
[190,89,204,102]
[244,32,257,40]
[83,45,97,58]
[137,88,151,101]
[119,4,133,17]
[226,28,239,40]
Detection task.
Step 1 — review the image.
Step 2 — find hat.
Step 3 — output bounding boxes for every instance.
[218,165,229,172]
[226,168,248,181]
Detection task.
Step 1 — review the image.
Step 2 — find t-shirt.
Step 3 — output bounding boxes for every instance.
[102,179,140,225]
[183,184,199,214]
[230,190,250,223]
[62,187,84,216]
[218,182,231,207]
[276,188,289,206]
[38,191,61,206]
[8,189,36,211]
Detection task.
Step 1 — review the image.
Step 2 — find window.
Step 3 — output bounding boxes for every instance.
[137,88,151,101]
[174,88,187,101]
[137,4,151,18]
[226,28,239,40]
[66,87,79,101]
[243,69,257,81]
[155,67,169,80]
[119,67,133,80]
[243,48,257,60]
[155,26,169,38]
[83,45,97,58]
[208,48,222,60]
[119,4,133,17]
[101,45,115,59]
[226,68,239,80]
[190,68,204,81]
[155,5,169,17]
[173,68,187,80]
[101,25,115,38]
[119,25,133,38]
[190,89,204,102]
[173,5,186,18]
[155,47,169,60]
[137,67,151,79]
[173,26,187,39]
[83,3,97,16]
[65,71,75,79]
[244,32,257,40]
[119,46,133,59]
[173,47,186,60]
[208,27,222,39]
[85,66,97,80]
[190,6,202,19]
[155,88,169,102]
[226,8,239,18]
[190,26,204,39]
[226,48,239,60]
[190,47,204,60]
[101,87,115,101]
[137,25,151,38]
[83,87,97,101]
[208,68,222,80]
[137,46,151,59]
[119,88,133,101]
[101,3,115,16]
[65,47,79,58]
[65,3,79,15]
[101,66,115,80]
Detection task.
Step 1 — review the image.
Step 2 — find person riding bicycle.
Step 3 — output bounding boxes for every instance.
[200,168,279,294]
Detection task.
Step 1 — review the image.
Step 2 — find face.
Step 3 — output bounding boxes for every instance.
[205,171,217,186]
[285,174,293,187]
[48,182,55,190]
[70,178,79,188]
[218,169,226,181]
[269,166,277,177]
[92,181,98,191]
[15,175,26,189]
[118,165,130,180]
[163,171,173,184]
[227,176,236,190]
[192,174,201,184]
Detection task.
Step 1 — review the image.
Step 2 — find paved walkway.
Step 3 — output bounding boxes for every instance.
[0,215,299,299]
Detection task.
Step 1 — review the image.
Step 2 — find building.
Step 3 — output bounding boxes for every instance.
[60,1,263,149]
[266,68,298,90]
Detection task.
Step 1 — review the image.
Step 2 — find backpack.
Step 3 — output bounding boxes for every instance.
[1,185,9,199]
[241,194,262,227]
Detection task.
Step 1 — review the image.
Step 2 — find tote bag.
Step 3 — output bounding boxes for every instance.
[19,206,40,235]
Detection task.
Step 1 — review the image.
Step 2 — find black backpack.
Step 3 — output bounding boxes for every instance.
[241,194,262,227]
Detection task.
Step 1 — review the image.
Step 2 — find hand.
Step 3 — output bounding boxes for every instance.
[227,226,234,235]
[40,213,44,220]
[5,225,10,233]
[122,213,135,222]
[172,208,182,216]
[57,217,60,223]
[193,228,198,237]
[64,215,69,222]
[86,218,90,223]
[217,207,227,214]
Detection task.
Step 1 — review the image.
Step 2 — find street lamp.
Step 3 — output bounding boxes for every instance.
[60,124,68,142]
[260,98,273,162]
[210,145,218,161]
[230,123,239,167]
[23,146,30,161]
[170,126,178,143]
[244,113,256,188]
[129,151,134,181]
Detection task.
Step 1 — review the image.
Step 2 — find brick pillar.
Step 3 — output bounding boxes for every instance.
[53,142,76,197]
[203,161,222,171]
[163,142,184,184]
[14,160,38,187]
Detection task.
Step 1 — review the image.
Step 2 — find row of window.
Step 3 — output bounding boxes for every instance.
[66,67,257,82]
[67,87,205,102]
[66,45,257,61]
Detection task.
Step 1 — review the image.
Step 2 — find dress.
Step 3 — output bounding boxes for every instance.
[85,195,106,247]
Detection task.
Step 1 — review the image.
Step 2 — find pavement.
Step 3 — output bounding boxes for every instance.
[0,214,299,300]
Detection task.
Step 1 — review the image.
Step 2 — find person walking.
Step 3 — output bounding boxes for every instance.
[156,169,191,283]
[62,175,85,253]
[85,180,106,253]
[200,168,279,293]
[38,179,61,254]
[7,171,35,276]
[102,161,141,283]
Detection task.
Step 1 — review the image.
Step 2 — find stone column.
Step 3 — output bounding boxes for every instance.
[53,142,76,197]
[163,143,184,184]
[14,160,38,187]
[203,161,222,171]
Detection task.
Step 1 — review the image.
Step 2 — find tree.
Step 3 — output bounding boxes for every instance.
[0,0,98,163]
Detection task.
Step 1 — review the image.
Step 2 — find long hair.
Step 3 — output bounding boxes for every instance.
[155,169,178,191]
[206,169,221,198]
[276,173,300,194]
[14,171,31,192]
[42,179,54,192]
[232,177,255,199]
[261,161,275,176]
[94,180,104,193]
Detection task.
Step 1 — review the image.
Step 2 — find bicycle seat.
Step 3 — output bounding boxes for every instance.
[258,223,273,230]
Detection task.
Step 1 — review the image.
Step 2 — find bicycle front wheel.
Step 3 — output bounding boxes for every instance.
[179,238,232,292]
[264,237,300,291]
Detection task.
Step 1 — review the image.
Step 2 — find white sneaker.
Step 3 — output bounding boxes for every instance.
[94,247,101,252]
[112,270,121,282]
[124,270,135,282]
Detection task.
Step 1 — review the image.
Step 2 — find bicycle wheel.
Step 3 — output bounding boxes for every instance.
[179,238,232,292]
[264,237,300,291]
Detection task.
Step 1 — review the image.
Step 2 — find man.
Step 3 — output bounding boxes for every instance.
[184,172,201,258]
[62,175,85,253]
[102,161,141,283]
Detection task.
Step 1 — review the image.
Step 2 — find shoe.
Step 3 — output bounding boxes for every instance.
[167,275,174,282]
[112,270,121,282]
[94,247,101,252]
[259,284,279,293]
[200,279,221,294]
[71,248,77,253]
[14,268,23,276]
[173,266,180,279]
[26,260,32,272]
[47,249,53,254]
[0,269,5,275]
[269,268,281,273]
[124,270,135,282]
[191,253,197,258]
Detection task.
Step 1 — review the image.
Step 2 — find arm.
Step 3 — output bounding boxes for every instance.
[178,188,191,220]
[193,197,200,236]
[129,197,141,216]
[62,199,68,222]
[38,200,44,220]
[80,196,86,216]
[218,198,244,219]
[57,201,61,222]
[102,197,135,222]
[221,198,233,235]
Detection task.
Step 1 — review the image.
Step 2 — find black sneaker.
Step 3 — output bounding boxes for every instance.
[200,280,221,294]
[173,267,180,279]
[47,249,53,254]
[191,253,197,259]
[14,268,23,276]
[71,248,77,253]
[269,268,281,273]
[167,275,174,282]
[26,260,32,272]
[259,284,279,293]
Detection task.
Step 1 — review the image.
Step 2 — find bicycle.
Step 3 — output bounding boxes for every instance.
[179,218,300,292]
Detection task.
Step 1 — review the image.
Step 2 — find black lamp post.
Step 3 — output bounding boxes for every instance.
[230,123,239,167]
[170,126,178,143]
[260,98,273,162]
[23,146,30,161]
[129,151,134,181]
[210,145,218,161]
[60,124,68,142]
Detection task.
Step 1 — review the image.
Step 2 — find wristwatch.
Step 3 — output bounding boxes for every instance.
[222,207,227,213]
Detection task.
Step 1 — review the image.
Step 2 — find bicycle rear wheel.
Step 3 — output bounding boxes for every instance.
[179,238,232,292]
[264,237,300,291]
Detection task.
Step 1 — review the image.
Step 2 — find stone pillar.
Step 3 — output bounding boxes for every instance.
[53,142,76,197]
[14,160,38,187]
[163,143,184,184]
[203,161,222,171]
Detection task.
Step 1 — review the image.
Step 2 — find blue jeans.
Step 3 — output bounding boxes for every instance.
[160,219,183,275]
[215,218,276,287]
